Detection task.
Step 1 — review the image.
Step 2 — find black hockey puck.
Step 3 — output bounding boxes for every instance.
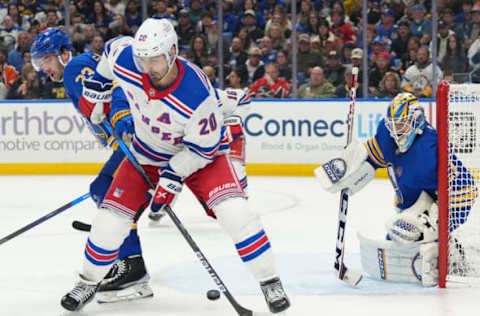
[206,289,220,300]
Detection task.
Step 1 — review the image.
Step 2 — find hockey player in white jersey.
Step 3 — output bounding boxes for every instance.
[61,18,290,314]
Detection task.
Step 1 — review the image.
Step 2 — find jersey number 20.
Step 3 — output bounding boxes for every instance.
[199,113,217,135]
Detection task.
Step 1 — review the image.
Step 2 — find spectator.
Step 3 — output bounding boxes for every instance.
[240,9,264,44]
[401,46,443,98]
[188,0,204,26]
[276,49,292,81]
[299,66,335,98]
[196,12,214,36]
[330,9,357,44]
[298,0,315,28]
[0,48,19,91]
[432,19,455,63]
[249,62,289,98]
[377,71,401,98]
[7,62,41,99]
[370,36,390,65]
[225,36,248,72]
[258,0,287,19]
[265,22,286,50]
[318,19,342,58]
[44,9,62,28]
[106,0,126,16]
[203,65,219,88]
[341,42,355,67]
[305,10,320,35]
[237,26,255,52]
[409,4,432,45]
[152,0,177,26]
[455,0,473,26]
[443,34,468,82]
[226,69,246,91]
[87,0,113,40]
[0,15,24,50]
[8,3,31,30]
[398,36,421,74]
[220,0,239,34]
[236,46,265,85]
[335,66,365,98]
[188,35,209,68]
[297,33,323,76]
[376,9,397,42]
[324,50,346,87]
[8,31,31,72]
[176,8,196,51]
[241,0,266,30]
[368,51,398,97]
[259,36,277,65]
[351,47,364,83]
[22,51,31,66]
[391,19,411,61]
[124,0,142,35]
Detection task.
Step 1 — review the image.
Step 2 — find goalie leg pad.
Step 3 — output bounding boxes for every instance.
[83,208,133,282]
[214,197,276,282]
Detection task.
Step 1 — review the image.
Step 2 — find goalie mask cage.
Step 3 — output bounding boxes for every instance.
[437,81,480,288]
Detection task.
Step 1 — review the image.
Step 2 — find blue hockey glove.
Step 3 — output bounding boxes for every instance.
[111,110,134,140]
[147,170,183,213]
[90,173,114,208]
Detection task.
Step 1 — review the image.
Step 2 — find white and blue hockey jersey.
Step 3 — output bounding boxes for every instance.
[94,36,224,179]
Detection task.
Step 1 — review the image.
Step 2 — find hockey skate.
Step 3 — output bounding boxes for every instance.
[97,254,153,303]
[260,277,290,314]
[61,274,99,311]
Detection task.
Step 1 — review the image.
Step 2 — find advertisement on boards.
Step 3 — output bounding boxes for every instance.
[0,99,434,167]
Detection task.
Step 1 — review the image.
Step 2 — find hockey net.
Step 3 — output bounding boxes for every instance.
[437,81,480,287]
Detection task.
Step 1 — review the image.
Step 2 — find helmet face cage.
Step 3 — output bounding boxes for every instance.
[385,93,425,153]
[31,28,72,71]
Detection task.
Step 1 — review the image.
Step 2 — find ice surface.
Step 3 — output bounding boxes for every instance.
[0,175,478,316]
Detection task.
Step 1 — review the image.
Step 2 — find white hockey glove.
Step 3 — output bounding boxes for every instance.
[386,191,438,244]
[314,138,375,196]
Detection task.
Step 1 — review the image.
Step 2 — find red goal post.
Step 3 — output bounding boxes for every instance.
[436,80,480,288]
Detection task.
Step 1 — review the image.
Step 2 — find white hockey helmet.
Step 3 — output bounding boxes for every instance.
[132,18,178,75]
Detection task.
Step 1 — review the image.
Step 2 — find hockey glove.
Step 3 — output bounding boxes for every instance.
[224,115,244,143]
[148,170,183,213]
[90,173,113,208]
[111,110,134,143]
[80,78,114,124]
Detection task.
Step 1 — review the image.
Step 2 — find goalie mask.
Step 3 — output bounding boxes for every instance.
[385,93,425,153]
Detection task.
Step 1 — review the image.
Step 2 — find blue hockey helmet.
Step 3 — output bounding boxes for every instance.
[30,28,72,71]
[385,92,425,153]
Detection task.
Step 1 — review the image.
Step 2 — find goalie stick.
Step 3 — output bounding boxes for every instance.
[104,125,265,316]
[0,193,90,245]
[334,67,363,286]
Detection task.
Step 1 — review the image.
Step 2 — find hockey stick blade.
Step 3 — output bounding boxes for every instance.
[72,220,91,232]
[341,265,363,286]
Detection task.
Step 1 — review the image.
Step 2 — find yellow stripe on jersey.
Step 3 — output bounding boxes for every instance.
[365,138,388,168]
[111,110,131,128]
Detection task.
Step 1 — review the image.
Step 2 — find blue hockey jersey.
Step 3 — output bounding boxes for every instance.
[63,52,129,148]
[365,119,477,229]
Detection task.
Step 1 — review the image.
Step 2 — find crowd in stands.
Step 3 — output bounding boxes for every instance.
[0,0,476,100]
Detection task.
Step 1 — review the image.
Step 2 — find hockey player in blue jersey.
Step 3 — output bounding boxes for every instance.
[30,28,153,302]
[316,92,478,286]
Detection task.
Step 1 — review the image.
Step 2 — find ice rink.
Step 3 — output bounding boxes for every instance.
[1,175,479,316]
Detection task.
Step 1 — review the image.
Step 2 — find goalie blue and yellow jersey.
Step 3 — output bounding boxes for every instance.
[365,119,478,229]
[63,51,129,148]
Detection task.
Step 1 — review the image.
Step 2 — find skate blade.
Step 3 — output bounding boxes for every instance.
[97,282,153,304]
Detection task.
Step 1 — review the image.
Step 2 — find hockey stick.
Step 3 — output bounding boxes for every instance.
[105,126,260,316]
[72,220,91,232]
[334,67,363,286]
[0,193,90,246]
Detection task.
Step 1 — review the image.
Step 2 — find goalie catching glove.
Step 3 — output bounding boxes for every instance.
[385,191,438,244]
[315,138,375,195]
